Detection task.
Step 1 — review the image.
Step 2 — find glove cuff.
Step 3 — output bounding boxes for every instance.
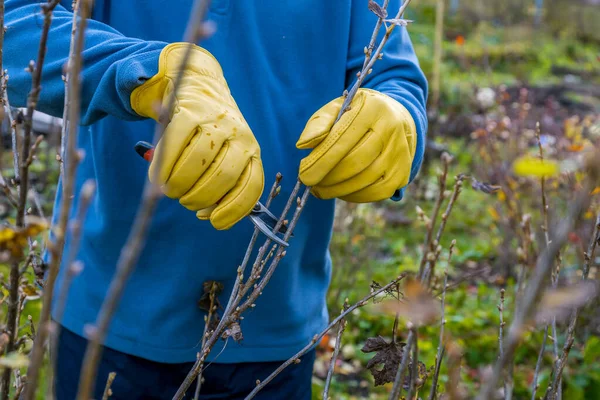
[130,43,225,121]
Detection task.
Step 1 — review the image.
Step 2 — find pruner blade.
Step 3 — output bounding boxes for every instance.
[249,202,291,247]
[134,141,291,247]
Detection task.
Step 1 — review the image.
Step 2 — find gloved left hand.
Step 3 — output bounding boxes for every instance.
[296,88,417,202]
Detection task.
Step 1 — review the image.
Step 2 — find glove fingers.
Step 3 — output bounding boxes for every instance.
[162,125,227,198]
[319,128,383,187]
[340,135,412,203]
[298,91,370,186]
[179,143,250,210]
[208,157,264,230]
[149,108,199,187]
[196,205,216,221]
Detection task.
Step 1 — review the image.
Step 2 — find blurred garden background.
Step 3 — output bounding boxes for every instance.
[0,0,599,399]
[312,0,600,398]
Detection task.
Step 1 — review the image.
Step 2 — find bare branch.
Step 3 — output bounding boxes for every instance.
[545,214,600,400]
[3,2,62,399]
[101,372,116,400]
[75,2,214,398]
[389,327,415,400]
[50,179,95,369]
[323,300,349,399]
[405,331,419,400]
[422,174,465,284]
[338,0,413,120]
[419,153,451,277]
[245,275,408,400]
[59,0,81,179]
[477,182,593,400]
[428,261,451,400]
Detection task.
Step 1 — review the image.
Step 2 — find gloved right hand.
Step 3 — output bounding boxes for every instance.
[130,43,264,230]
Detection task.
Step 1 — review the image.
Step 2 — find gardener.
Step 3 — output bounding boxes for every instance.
[5,1,427,399]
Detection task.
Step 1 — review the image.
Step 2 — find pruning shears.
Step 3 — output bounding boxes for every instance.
[134,141,290,247]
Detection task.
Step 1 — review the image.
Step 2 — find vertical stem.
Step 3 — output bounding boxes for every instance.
[477,184,592,400]
[389,328,416,400]
[406,332,419,400]
[545,214,600,400]
[431,0,445,110]
[531,325,549,399]
[101,372,116,400]
[22,1,85,398]
[428,268,449,400]
[323,301,348,400]
[536,122,561,399]
[193,281,219,399]
[76,3,213,398]
[59,0,80,179]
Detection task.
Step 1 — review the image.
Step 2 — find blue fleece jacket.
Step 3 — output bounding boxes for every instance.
[4,0,427,363]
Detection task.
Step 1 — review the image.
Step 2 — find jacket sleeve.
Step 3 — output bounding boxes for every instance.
[347,0,428,200]
[4,0,167,125]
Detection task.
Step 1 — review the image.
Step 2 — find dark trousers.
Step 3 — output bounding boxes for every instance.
[54,327,315,400]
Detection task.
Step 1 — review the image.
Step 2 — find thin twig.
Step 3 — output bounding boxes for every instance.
[323,300,349,400]
[3,2,61,398]
[219,173,282,330]
[530,124,560,400]
[477,182,593,400]
[406,331,419,400]
[428,265,449,400]
[338,0,413,120]
[422,175,465,284]
[50,180,95,373]
[545,214,600,400]
[244,274,407,400]
[76,2,213,399]
[21,1,86,398]
[500,289,514,400]
[193,281,220,399]
[362,0,390,70]
[174,183,307,399]
[101,372,116,400]
[59,0,80,179]
[419,153,451,276]
[531,325,549,400]
[389,328,415,400]
[499,288,505,361]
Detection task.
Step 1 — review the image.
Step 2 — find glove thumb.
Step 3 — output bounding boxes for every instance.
[296,96,345,150]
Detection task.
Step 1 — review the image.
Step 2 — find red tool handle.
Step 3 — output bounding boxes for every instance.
[134,141,155,162]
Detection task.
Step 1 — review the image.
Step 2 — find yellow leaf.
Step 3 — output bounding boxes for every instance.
[0,352,29,369]
[592,187,600,195]
[513,156,560,178]
[496,190,506,202]
[487,206,500,221]
[585,211,595,219]
[22,285,39,297]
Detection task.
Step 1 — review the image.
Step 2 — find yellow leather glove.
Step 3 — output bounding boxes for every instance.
[296,88,417,203]
[130,43,264,230]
